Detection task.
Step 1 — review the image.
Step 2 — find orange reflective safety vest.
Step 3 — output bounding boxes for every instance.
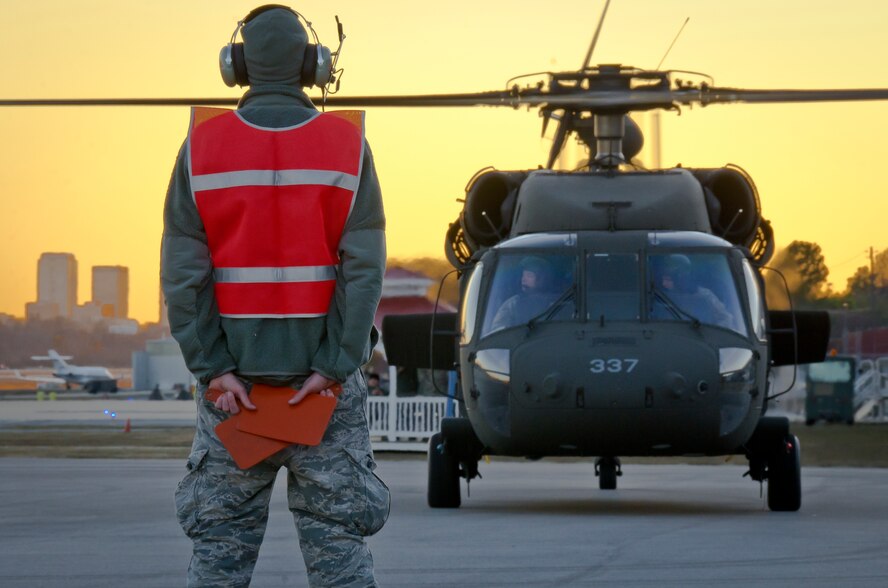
[188,107,364,318]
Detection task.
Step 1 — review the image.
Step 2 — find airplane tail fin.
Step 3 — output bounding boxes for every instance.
[48,350,70,370]
[31,349,73,371]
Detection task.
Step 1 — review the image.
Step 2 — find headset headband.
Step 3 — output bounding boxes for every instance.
[219,4,334,89]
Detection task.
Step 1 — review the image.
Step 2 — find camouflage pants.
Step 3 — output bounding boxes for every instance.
[175,372,390,587]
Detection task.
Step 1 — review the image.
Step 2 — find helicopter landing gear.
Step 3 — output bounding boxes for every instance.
[744,416,802,512]
[428,432,461,508]
[767,435,801,512]
[427,418,486,509]
[595,456,622,490]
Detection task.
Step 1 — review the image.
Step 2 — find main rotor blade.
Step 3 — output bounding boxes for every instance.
[0,91,519,108]
[4,87,888,111]
[0,98,240,107]
[582,0,612,70]
[538,86,888,110]
[699,87,888,106]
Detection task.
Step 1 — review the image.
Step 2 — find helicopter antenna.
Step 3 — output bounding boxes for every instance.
[721,208,744,237]
[582,0,612,70]
[656,17,690,70]
[481,211,506,241]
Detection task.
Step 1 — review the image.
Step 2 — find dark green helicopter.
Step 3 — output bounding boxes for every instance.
[370,23,888,511]
[5,6,887,514]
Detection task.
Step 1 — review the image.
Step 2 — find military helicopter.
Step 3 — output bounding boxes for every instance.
[4,4,888,513]
[369,13,888,511]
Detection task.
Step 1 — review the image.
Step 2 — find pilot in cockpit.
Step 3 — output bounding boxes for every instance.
[652,254,734,329]
[490,256,562,332]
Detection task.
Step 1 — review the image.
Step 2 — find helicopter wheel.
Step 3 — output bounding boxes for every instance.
[767,435,801,512]
[428,432,461,508]
[595,457,621,490]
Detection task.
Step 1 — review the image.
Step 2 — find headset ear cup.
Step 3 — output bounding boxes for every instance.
[219,44,237,87]
[301,44,318,87]
[314,45,333,87]
[231,43,249,87]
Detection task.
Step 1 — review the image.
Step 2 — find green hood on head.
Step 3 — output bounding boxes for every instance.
[242,7,309,87]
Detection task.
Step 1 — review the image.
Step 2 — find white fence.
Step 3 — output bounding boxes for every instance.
[366,366,459,451]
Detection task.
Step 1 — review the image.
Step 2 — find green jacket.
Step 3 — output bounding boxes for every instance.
[161,85,385,385]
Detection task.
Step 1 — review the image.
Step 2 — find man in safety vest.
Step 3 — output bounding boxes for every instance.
[161,5,389,586]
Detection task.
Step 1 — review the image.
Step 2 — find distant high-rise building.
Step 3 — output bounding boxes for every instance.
[29,253,77,319]
[92,265,129,319]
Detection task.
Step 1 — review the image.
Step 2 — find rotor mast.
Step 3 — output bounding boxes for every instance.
[592,113,625,168]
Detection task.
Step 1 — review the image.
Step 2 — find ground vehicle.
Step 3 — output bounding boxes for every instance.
[806,356,856,425]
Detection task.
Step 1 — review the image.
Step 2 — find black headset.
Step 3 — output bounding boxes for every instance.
[218,4,334,88]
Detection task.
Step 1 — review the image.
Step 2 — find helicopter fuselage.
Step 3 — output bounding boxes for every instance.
[458,230,769,458]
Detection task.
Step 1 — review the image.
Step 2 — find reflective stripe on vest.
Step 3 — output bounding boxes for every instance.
[188,107,364,318]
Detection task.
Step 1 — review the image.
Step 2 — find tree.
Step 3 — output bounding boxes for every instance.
[764,241,830,309]
[845,247,888,319]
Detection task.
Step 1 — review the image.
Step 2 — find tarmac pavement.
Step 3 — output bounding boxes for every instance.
[1,457,887,587]
[0,398,196,427]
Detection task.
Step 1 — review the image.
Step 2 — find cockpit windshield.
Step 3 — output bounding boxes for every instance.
[481,252,577,336]
[647,252,747,336]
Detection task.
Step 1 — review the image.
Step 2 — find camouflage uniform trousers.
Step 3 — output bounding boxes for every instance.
[175,371,391,587]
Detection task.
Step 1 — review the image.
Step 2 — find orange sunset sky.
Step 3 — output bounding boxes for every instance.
[1,0,887,323]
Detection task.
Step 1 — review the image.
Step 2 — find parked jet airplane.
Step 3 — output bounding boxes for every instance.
[30,350,118,393]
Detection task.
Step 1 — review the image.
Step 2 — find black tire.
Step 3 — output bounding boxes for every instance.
[84,382,97,394]
[768,434,801,512]
[428,433,461,508]
[598,458,617,490]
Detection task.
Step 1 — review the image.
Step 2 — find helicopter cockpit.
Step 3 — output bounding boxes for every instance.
[462,230,762,343]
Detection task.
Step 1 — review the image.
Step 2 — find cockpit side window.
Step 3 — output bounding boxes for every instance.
[481,252,577,337]
[741,259,767,340]
[648,252,748,336]
[460,262,484,344]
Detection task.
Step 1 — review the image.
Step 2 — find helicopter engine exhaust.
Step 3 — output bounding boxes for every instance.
[462,171,527,247]
[690,166,761,248]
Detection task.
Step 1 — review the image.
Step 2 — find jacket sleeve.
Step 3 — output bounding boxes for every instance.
[160,142,237,384]
[311,141,386,382]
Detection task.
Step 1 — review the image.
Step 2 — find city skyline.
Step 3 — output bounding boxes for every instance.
[1,1,887,322]
[21,252,138,324]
